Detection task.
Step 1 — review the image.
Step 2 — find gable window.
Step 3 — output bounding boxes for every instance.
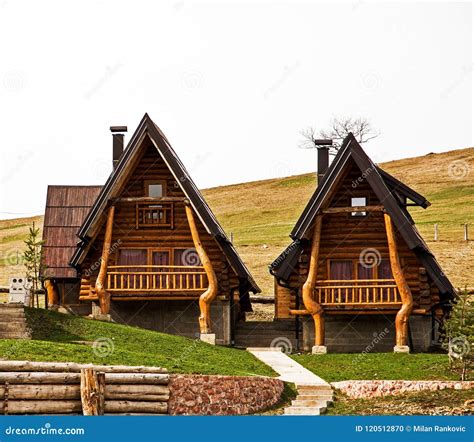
[351,197,367,217]
[137,180,173,229]
[145,180,166,198]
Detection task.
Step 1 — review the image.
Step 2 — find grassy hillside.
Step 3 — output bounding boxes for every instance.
[202,147,474,294]
[0,147,472,295]
[292,353,458,382]
[0,308,275,376]
[0,215,43,288]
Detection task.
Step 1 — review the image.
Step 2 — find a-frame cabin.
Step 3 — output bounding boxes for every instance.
[270,133,455,353]
[42,113,260,345]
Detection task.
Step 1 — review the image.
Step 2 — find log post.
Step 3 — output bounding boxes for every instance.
[301,215,326,354]
[80,368,105,416]
[184,201,218,340]
[95,205,115,316]
[384,213,414,353]
[44,279,59,307]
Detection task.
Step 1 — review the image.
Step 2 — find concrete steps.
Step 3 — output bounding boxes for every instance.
[283,384,334,416]
[0,304,30,339]
[247,348,333,416]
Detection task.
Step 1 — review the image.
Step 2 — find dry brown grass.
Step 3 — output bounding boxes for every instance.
[0,215,43,287]
[202,147,474,295]
[0,147,472,294]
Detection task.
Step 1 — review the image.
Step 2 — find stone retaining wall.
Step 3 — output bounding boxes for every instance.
[169,374,284,415]
[332,380,474,399]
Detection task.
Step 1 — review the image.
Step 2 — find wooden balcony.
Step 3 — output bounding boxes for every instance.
[314,279,401,308]
[135,202,174,229]
[106,265,207,298]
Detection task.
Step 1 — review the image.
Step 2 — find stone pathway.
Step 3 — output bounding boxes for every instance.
[247,348,333,415]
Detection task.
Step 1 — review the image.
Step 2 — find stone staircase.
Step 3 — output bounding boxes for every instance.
[0,304,30,339]
[284,384,334,415]
[247,348,333,416]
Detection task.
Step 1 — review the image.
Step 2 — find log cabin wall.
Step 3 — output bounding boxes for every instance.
[274,160,440,351]
[71,140,240,343]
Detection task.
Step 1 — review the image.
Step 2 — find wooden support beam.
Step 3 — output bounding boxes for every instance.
[290,308,429,316]
[44,279,59,306]
[0,372,169,385]
[0,360,167,374]
[301,215,325,347]
[95,205,115,315]
[321,205,384,214]
[184,201,218,334]
[113,196,184,203]
[80,368,105,416]
[384,213,414,349]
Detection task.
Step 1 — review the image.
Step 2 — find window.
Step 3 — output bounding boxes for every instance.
[117,249,147,266]
[329,259,394,280]
[329,260,353,280]
[351,197,367,217]
[145,180,166,198]
[357,262,373,280]
[137,181,173,229]
[151,250,170,266]
[377,259,393,280]
[174,248,203,288]
[173,248,202,267]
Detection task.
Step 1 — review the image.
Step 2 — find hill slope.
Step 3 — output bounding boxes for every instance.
[0,148,472,294]
[202,147,474,294]
[0,308,274,376]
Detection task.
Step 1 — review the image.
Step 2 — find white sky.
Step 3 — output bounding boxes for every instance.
[0,1,472,218]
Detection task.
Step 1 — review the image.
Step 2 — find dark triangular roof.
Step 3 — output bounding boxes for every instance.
[270,133,454,301]
[70,113,260,297]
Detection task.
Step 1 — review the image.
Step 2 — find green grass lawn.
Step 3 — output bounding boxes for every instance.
[327,389,473,415]
[292,353,458,382]
[0,308,275,377]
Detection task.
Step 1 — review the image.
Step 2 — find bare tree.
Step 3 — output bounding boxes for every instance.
[298,126,320,150]
[299,117,380,152]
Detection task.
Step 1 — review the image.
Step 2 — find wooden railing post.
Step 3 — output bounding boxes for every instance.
[302,214,326,354]
[80,368,105,415]
[95,205,115,316]
[384,213,414,353]
[184,201,218,342]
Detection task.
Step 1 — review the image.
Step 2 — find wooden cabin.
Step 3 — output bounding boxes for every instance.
[270,133,455,353]
[42,113,260,345]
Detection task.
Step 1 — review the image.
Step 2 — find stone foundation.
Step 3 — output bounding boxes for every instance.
[169,374,284,415]
[332,380,474,399]
[302,315,434,353]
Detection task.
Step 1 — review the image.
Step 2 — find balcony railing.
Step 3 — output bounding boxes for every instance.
[314,279,401,307]
[106,265,207,293]
[136,202,174,229]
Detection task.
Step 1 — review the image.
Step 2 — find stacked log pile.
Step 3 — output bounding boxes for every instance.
[0,361,169,415]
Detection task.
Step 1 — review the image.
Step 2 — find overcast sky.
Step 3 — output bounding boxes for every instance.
[0,1,472,219]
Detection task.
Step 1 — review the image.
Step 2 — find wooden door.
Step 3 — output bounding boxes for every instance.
[151,249,171,289]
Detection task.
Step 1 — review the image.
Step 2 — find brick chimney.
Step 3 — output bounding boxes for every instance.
[110,126,127,169]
